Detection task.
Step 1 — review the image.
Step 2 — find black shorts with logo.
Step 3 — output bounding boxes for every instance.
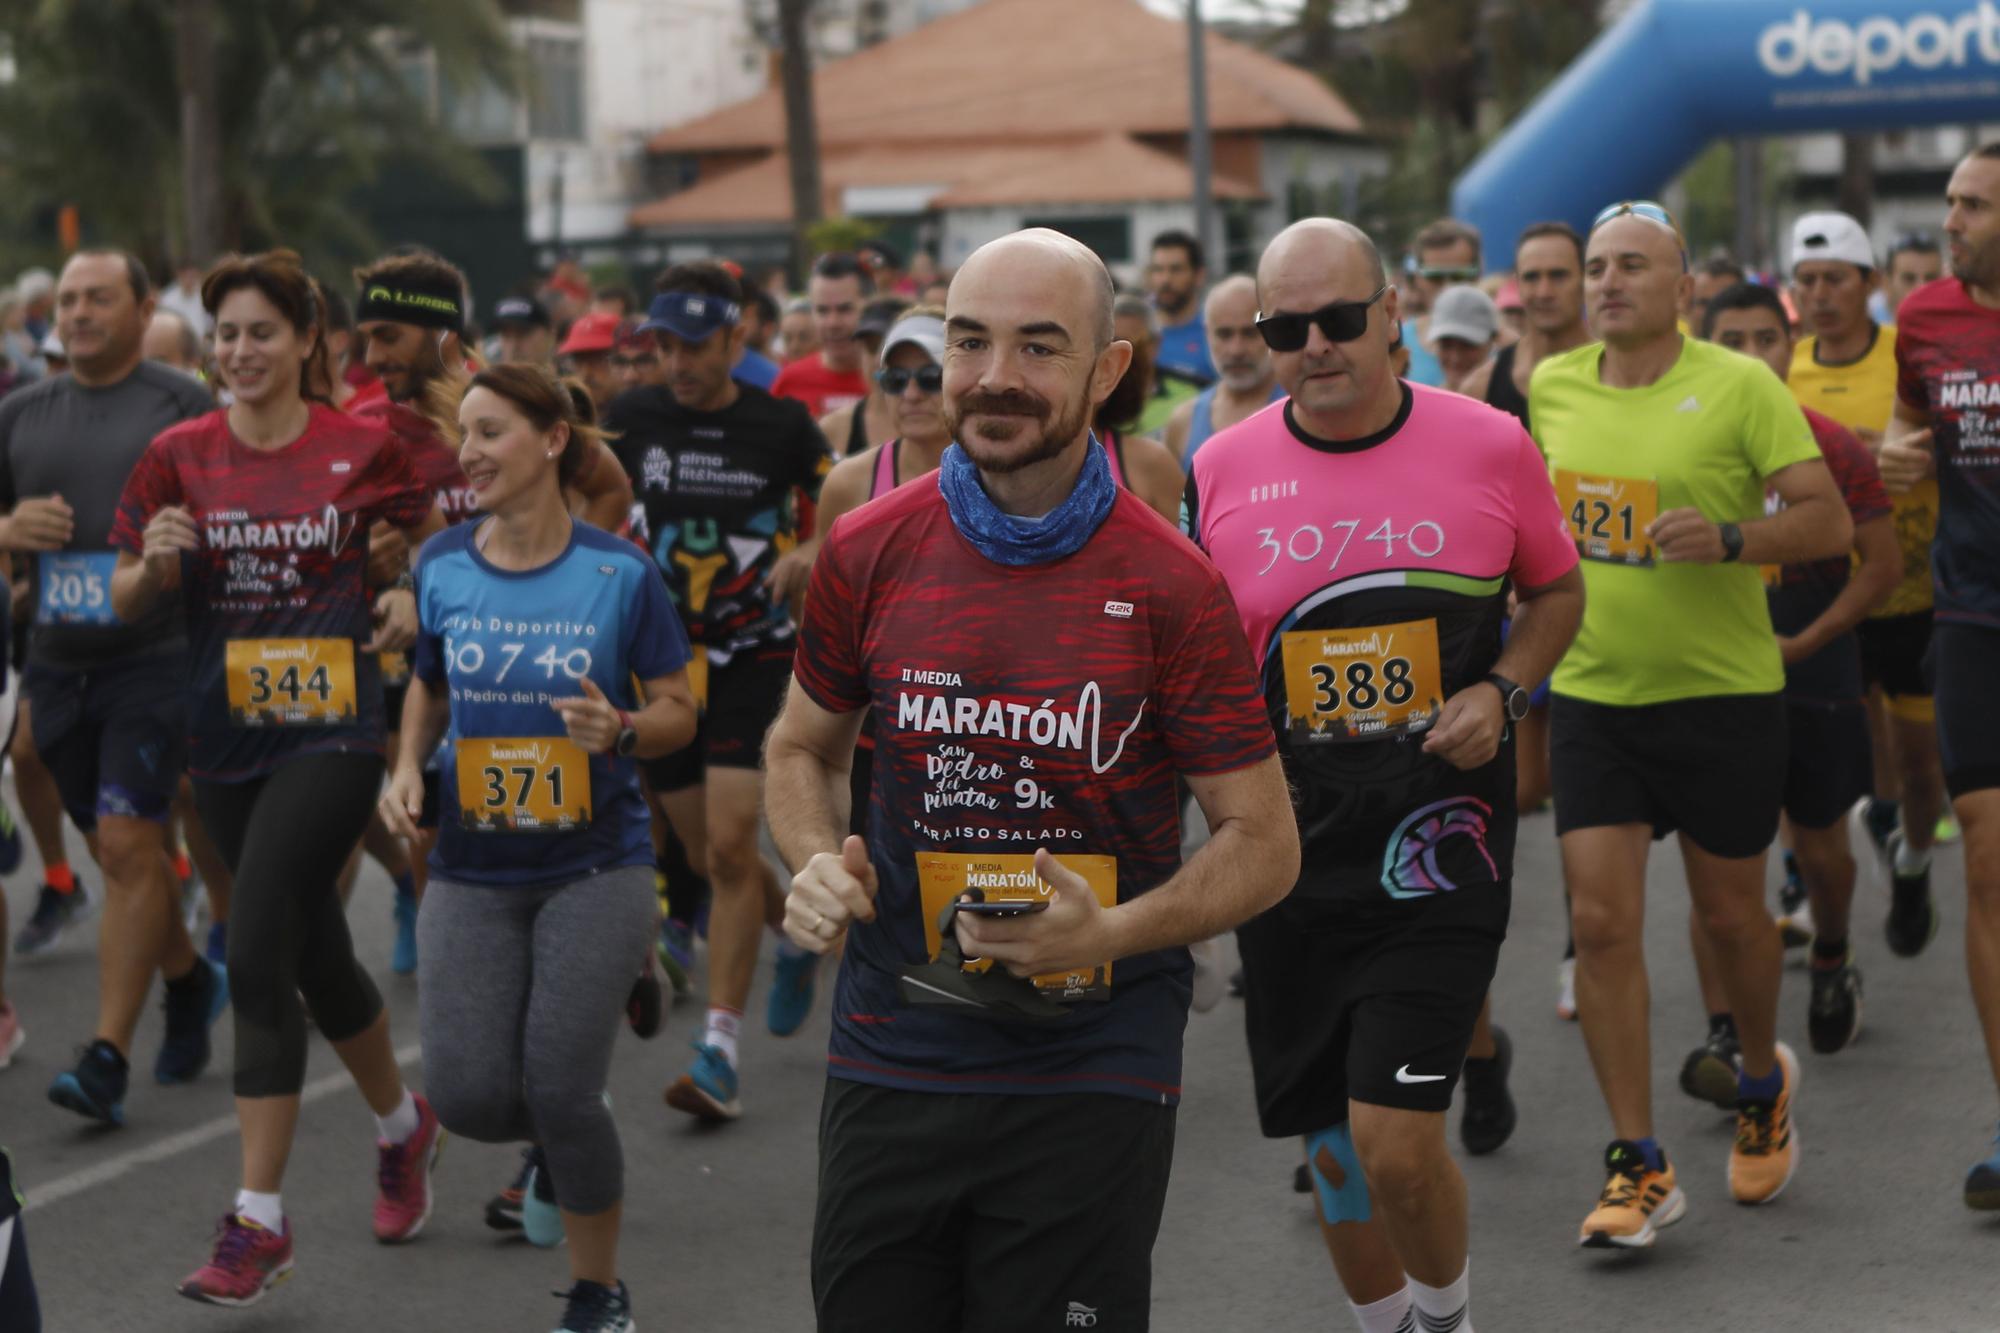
[1550,692,1786,859]
[642,641,794,792]
[1934,620,2000,799]
[24,652,188,832]
[1237,883,1509,1137]
[813,1078,1175,1333]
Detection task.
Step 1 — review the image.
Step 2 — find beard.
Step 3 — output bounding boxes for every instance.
[945,386,1091,475]
[1952,233,2000,288]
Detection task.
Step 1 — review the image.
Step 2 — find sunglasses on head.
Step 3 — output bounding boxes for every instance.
[1591,200,1688,259]
[877,364,943,395]
[1254,285,1388,352]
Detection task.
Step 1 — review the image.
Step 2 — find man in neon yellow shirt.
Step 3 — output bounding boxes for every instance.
[1789,211,1947,952]
[1530,201,1852,1249]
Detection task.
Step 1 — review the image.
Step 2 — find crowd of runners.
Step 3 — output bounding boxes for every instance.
[0,143,1996,1333]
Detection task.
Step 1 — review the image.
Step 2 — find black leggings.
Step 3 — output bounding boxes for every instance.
[195,750,386,1098]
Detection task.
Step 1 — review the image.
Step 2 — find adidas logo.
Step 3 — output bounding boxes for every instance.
[1676,395,1701,413]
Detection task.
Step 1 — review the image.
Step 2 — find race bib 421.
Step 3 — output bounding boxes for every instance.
[455,737,591,833]
[1280,619,1443,744]
[225,638,356,727]
[916,852,1117,1000]
[1554,469,1659,565]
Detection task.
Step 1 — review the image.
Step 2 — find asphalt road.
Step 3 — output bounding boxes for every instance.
[2,794,1997,1332]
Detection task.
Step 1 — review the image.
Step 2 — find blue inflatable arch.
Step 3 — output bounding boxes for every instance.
[1451,0,2000,266]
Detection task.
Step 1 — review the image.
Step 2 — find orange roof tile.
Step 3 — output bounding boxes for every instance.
[646,0,1366,155]
[628,134,1262,229]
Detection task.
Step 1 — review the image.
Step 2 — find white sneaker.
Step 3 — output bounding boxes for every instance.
[1189,937,1226,1014]
[1557,957,1578,1021]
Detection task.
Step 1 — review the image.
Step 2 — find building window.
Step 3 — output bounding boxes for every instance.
[1023,215,1131,264]
[443,72,521,144]
[526,33,584,141]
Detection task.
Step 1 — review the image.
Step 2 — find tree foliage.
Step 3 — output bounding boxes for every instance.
[0,0,520,275]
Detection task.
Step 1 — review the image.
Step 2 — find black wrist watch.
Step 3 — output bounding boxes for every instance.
[613,709,640,758]
[1718,521,1745,564]
[1485,673,1531,723]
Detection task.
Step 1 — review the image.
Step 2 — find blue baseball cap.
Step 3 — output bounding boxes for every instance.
[639,290,740,342]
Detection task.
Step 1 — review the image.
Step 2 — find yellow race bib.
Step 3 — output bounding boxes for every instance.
[1280,619,1443,744]
[225,639,356,727]
[916,852,1117,1000]
[1554,469,1659,566]
[454,737,592,833]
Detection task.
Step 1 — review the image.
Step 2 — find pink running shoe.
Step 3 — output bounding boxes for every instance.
[177,1214,294,1306]
[373,1093,444,1243]
[0,1001,23,1068]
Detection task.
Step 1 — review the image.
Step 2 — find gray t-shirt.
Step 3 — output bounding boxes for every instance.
[0,362,212,668]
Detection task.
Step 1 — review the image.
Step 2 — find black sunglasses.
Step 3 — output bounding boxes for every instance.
[1254,286,1388,352]
[877,364,943,395]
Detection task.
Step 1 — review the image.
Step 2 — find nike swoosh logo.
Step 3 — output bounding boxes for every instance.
[1395,1065,1448,1084]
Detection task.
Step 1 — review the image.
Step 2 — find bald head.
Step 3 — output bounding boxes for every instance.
[1257,219,1385,307]
[1204,274,1258,324]
[953,228,1115,349]
[1203,275,1271,393]
[1584,215,1692,346]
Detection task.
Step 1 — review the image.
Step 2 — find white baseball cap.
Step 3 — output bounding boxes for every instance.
[880,314,945,365]
[1428,285,1499,347]
[1790,212,1875,274]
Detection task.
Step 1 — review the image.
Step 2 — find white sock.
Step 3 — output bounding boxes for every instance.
[375,1089,420,1144]
[234,1189,284,1232]
[1350,1282,1415,1333]
[705,1006,742,1066]
[1409,1263,1471,1333]
[1895,837,1933,876]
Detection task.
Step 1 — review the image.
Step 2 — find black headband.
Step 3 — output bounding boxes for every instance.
[355,275,463,332]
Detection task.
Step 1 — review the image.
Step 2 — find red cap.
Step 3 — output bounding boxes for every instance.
[558,311,622,356]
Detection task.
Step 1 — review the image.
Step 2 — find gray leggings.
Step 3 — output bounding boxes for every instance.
[416,864,655,1216]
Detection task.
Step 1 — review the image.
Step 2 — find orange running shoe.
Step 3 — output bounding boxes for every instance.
[1730,1042,1800,1205]
[1578,1140,1686,1248]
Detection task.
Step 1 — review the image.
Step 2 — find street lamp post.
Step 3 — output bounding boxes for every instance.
[1187,0,1219,271]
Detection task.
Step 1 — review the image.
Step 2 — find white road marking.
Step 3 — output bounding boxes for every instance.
[23,1041,423,1215]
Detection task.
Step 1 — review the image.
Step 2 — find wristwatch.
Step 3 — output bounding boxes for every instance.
[1718,521,1745,564]
[613,708,639,758]
[1485,673,1531,723]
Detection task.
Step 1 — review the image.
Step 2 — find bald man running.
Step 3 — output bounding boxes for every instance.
[1164,275,1285,470]
[766,228,1299,1330]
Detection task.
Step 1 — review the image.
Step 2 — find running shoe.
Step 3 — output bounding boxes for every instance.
[1459,1026,1516,1156]
[177,1214,294,1307]
[485,1146,535,1232]
[1555,956,1577,1021]
[553,1278,635,1333]
[0,803,21,876]
[1228,967,1246,998]
[154,956,228,1085]
[1883,832,1938,958]
[767,948,819,1037]
[1730,1043,1800,1205]
[48,1039,127,1126]
[1937,813,1962,845]
[1678,1026,1741,1111]
[657,918,694,998]
[373,1094,444,1243]
[1291,1162,1311,1194]
[522,1146,563,1248]
[1966,1127,2000,1211]
[0,1000,22,1069]
[13,881,91,956]
[1850,795,1894,863]
[1578,1140,1685,1249]
[205,920,228,967]
[1806,953,1863,1054]
[663,1041,741,1121]
[391,886,419,976]
[1776,855,1813,949]
[626,960,662,1039]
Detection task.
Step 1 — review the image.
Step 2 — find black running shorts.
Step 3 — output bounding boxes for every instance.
[1933,621,2000,799]
[24,653,188,833]
[1236,884,1509,1137]
[1856,610,1934,701]
[1550,692,1786,859]
[813,1078,1175,1333]
[642,642,794,792]
[1783,700,1872,830]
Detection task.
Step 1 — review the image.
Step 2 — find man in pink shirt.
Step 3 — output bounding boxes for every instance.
[1187,218,1583,1333]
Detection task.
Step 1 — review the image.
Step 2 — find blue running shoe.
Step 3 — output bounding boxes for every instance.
[0,803,21,876]
[521,1145,563,1248]
[657,919,694,998]
[1967,1128,2000,1211]
[767,947,819,1037]
[391,888,419,976]
[156,957,228,1085]
[554,1278,634,1332]
[206,921,228,967]
[662,1041,740,1122]
[14,881,92,956]
[49,1039,127,1126]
